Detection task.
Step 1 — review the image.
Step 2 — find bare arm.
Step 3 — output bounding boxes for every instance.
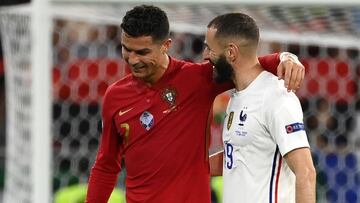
[209,151,223,176]
[284,147,316,203]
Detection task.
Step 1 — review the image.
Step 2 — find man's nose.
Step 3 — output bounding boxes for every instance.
[128,52,140,65]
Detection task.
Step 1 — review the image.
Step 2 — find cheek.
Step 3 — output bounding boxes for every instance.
[142,55,157,66]
[122,52,129,62]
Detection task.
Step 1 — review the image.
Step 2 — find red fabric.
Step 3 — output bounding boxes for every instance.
[86,54,281,203]
[258,53,280,75]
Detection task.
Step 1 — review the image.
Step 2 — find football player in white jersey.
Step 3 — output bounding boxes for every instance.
[205,13,316,203]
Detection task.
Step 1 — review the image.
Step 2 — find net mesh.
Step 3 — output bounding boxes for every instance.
[0,12,33,203]
[0,2,360,203]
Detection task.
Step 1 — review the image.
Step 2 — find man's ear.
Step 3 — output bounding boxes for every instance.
[161,38,172,53]
[227,43,238,63]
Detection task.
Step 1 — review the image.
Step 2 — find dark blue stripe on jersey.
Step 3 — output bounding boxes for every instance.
[269,147,279,203]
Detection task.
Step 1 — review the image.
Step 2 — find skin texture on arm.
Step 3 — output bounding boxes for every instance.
[209,151,223,176]
[277,52,305,92]
[284,147,316,203]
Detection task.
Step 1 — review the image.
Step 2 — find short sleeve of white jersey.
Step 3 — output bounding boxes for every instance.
[265,92,310,156]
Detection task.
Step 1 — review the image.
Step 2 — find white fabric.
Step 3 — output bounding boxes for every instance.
[222,71,310,203]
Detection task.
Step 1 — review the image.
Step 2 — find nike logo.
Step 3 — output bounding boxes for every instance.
[119,108,133,116]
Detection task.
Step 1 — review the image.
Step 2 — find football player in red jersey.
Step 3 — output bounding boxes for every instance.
[86,5,305,203]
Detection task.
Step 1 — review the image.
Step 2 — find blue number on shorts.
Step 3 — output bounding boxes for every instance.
[225,143,233,169]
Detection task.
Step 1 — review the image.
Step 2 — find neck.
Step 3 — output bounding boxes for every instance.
[232,56,263,91]
[144,54,170,86]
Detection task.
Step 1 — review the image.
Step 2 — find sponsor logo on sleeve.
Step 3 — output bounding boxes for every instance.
[285,122,305,134]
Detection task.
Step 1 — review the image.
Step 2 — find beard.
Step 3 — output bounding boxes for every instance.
[213,54,234,83]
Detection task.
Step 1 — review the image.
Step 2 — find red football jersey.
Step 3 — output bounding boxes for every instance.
[86,54,279,203]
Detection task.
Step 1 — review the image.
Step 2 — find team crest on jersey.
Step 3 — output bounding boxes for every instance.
[227,112,234,130]
[140,111,154,131]
[161,87,177,107]
[238,108,247,126]
[161,87,178,113]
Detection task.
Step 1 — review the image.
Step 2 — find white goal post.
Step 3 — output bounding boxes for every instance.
[0,0,52,202]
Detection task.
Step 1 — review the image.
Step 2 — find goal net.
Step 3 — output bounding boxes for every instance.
[0,1,359,203]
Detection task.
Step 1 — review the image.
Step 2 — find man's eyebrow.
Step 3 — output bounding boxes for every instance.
[121,44,151,53]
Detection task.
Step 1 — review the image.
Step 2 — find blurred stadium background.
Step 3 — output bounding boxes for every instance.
[0,0,360,202]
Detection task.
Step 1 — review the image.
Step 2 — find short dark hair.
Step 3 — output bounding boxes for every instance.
[207,13,259,44]
[121,5,170,42]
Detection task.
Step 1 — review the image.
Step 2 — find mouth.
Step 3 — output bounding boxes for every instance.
[132,65,146,72]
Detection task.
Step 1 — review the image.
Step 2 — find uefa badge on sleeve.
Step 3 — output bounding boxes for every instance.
[140,111,154,131]
[285,122,305,134]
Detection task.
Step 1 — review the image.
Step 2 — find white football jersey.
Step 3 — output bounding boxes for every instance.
[222,71,310,203]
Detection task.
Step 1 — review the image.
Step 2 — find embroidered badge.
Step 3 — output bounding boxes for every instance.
[161,87,178,113]
[140,111,154,131]
[227,111,234,130]
[161,87,177,107]
[285,122,305,134]
[238,110,247,126]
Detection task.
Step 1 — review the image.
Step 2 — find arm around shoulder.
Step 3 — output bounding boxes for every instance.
[258,53,280,75]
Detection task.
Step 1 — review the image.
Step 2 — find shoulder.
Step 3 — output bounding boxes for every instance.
[171,57,212,71]
[261,72,300,109]
[169,57,211,69]
[102,74,134,112]
[105,74,133,97]
[169,57,214,82]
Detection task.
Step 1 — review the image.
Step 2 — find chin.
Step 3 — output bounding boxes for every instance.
[132,72,150,80]
[131,71,144,78]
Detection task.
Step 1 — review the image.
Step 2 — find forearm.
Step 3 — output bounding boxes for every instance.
[258,53,280,75]
[295,170,316,203]
[85,167,119,203]
[284,148,316,203]
[209,151,223,176]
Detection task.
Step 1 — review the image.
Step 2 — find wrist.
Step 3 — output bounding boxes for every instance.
[280,52,299,62]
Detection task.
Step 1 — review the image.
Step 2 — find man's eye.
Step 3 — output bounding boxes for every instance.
[136,51,149,56]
